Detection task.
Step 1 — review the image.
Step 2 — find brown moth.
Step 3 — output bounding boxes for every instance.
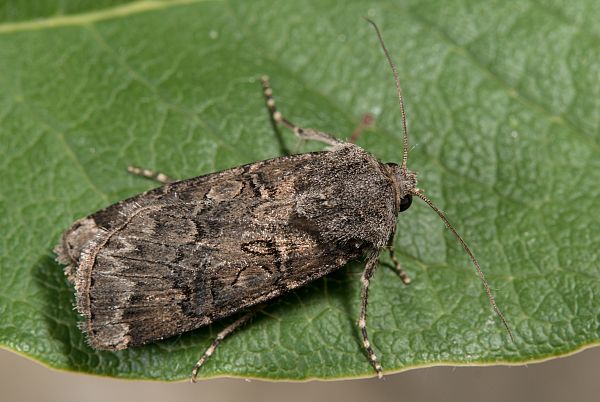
[54,19,512,381]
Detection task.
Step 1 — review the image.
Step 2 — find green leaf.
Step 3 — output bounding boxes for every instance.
[1,0,599,381]
[0,0,137,22]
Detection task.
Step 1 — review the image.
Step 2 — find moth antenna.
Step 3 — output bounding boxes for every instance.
[364,17,409,174]
[412,190,515,342]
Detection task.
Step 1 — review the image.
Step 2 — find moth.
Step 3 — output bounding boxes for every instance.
[54,19,512,381]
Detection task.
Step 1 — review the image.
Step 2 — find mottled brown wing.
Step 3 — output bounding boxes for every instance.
[58,144,397,350]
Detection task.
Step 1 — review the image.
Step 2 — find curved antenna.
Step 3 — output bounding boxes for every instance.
[413,190,515,342]
[364,17,409,173]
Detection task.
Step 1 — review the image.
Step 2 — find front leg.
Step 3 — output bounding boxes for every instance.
[388,247,411,285]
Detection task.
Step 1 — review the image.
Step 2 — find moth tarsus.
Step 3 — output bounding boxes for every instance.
[55,19,513,382]
[191,307,259,383]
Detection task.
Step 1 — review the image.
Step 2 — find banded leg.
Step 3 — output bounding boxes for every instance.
[388,248,411,285]
[260,75,342,147]
[359,253,384,378]
[127,165,173,184]
[191,308,257,382]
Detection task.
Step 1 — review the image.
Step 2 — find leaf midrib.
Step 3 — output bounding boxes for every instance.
[0,0,205,33]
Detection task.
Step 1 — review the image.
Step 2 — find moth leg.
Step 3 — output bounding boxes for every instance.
[388,248,411,285]
[260,75,343,146]
[190,308,257,382]
[127,166,173,184]
[349,113,375,144]
[359,253,384,379]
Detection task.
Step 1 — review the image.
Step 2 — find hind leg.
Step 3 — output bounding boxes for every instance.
[127,166,173,184]
[190,308,259,382]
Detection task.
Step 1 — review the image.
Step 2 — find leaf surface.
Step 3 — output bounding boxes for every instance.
[0,0,598,380]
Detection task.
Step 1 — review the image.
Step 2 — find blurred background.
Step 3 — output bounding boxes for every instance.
[2,346,599,402]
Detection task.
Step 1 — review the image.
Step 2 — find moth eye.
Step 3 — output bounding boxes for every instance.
[399,195,412,212]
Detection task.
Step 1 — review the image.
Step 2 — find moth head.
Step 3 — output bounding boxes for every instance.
[385,162,417,213]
